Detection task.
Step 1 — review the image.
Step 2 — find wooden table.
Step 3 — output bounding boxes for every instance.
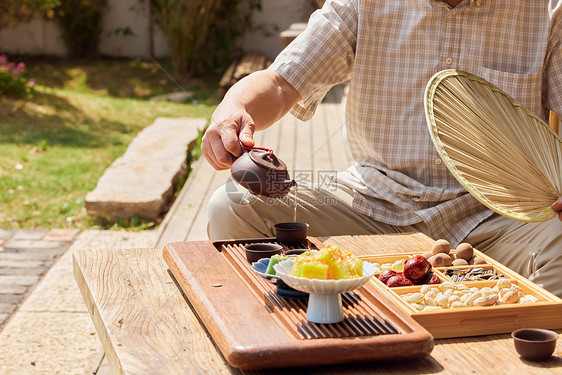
[73,233,562,374]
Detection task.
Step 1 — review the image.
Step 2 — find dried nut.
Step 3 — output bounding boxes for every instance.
[472,256,487,265]
[453,290,465,297]
[452,258,469,266]
[411,303,425,311]
[403,292,425,304]
[439,282,456,291]
[443,289,454,299]
[425,289,438,299]
[423,305,442,311]
[429,253,453,267]
[455,243,474,261]
[448,295,461,304]
[450,301,465,309]
[510,285,522,295]
[520,295,539,304]
[391,259,405,272]
[424,296,436,306]
[432,239,451,255]
[421,250,433,260]
[434,293,449,307]
[480,287,493,296]
[420,285,431,294]
[455,284,469,291]
[474,294,499,307]
[465,291,482,307]
[496,279,512,289]
[499,289,519,304]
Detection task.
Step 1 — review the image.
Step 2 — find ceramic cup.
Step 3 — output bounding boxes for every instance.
[244,243,283,263]
[274,222,309,244]
[512,328,559,361]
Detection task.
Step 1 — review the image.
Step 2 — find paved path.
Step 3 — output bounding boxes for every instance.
[0,229,79,329]
[0,229,157,374]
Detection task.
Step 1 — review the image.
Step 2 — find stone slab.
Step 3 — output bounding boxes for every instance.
[0,295,24,304]
[85,117,205,221]
[0,267,47,276]
[0,260,46,269]
[0,250,60,261]
[0,303,15,314]
[2,240,67,252]
[0,311,100,375]
[43,229,80,242]
[0,285,27,294]
[21,230,158,314]
[0,230,15,241]
[0,275,39,287]
[12,229,48,241]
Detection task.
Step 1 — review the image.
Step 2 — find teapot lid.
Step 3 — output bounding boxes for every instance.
[248,149,288,172]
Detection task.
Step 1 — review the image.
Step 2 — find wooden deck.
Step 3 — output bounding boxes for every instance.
[155,84,352,245]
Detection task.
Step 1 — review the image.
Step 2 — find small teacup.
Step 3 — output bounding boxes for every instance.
[244,243,283,263]
[274,222,309,244]
[512,328,558,361]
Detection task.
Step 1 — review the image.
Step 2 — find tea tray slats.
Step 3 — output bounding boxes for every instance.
[163,238,434,370]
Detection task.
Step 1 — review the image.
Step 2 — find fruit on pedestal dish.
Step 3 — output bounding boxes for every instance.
[290,245,363,280]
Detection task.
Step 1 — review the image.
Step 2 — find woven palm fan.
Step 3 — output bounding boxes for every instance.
[425,69,561,222]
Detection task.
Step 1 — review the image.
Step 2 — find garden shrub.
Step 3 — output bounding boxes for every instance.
[151,0,262,77]
[0,55,35,97]
[54,0,107,57]
[0,0,60,29]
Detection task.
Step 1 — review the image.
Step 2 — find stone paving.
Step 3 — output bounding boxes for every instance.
[0,228,79,329]
[0,228,158,374]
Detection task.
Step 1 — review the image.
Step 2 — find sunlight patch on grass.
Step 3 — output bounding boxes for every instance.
[0,58,218,229]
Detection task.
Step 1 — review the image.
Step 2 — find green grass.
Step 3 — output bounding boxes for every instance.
[0,57,218,230]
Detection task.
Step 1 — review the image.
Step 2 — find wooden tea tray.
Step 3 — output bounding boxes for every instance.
[163,237,434,370]
[364,250,562,339]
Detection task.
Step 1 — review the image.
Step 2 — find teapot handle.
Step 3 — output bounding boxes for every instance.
[238,140,274,159]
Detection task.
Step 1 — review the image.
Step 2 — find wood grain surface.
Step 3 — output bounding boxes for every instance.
[74,234,562,374]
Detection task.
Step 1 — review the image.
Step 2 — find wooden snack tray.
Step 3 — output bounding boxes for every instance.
[363,249,562,339]
[163,237,434,370]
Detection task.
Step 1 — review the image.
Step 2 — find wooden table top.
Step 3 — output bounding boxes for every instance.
[73,233,562,374]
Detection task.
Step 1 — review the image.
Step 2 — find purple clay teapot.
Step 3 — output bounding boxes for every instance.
[231,144,296,197]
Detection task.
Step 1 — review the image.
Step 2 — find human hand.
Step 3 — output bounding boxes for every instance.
[552,196,562,221]
[201,107,256,170]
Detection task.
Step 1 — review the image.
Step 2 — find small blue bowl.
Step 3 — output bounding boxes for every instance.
[251,257,308,299]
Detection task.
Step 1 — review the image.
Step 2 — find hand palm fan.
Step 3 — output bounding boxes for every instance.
[424,69,561,222]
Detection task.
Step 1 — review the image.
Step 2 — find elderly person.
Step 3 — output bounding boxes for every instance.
[202,0,562,296]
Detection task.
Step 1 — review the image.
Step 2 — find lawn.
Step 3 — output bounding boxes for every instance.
[0,57,219,229]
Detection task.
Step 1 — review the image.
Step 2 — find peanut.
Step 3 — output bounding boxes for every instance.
[474,294,499,307]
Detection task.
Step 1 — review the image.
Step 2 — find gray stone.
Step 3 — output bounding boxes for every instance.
[2,239,67,252]
[0,303,16,314]
[0,275,39,286]
[12,229,48,241]
[0,249,60,260]
[0,284,27,294]
[0,229,15,240]
[0,267,48,276]
[0,260,46,269]
[85,117,205,221]
[0,294,24,304]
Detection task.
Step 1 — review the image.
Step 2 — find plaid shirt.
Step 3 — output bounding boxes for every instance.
[269,0,562,246]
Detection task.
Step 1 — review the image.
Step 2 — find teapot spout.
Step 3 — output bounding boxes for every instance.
[285,179,297,188]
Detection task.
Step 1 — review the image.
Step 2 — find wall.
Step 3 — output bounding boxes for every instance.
[0,0,315,60]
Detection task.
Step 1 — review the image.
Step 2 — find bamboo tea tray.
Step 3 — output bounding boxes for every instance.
[163,238,434,370]
[364,249,562,339]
